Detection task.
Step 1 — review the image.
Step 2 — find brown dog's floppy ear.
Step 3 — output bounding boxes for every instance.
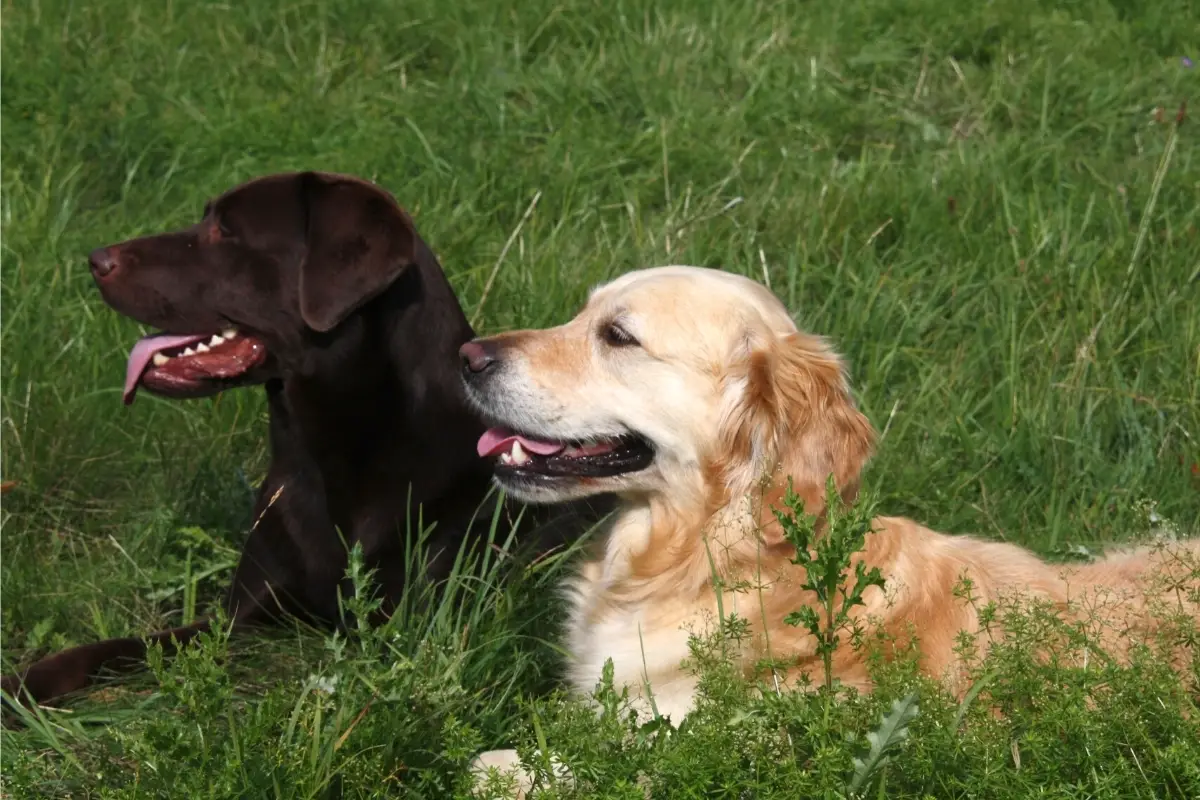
[299,173,417,333]
[719,331,876,544]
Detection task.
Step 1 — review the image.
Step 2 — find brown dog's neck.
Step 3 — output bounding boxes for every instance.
[381,240,477,400]
[273,243,489,506]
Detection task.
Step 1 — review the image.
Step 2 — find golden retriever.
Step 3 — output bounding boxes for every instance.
[461,265,1199,795]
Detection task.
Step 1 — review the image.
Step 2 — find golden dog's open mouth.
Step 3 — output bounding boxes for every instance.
[476,427,654,479]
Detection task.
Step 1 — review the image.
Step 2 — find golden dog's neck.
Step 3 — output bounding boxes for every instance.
[595,481,796,607]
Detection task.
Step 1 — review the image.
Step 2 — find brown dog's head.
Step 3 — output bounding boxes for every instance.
[89,171,418,404]
[459,266,875,527]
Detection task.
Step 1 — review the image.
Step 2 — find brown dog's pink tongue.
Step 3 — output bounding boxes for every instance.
[477,427,566,458]
[123,333,208,405]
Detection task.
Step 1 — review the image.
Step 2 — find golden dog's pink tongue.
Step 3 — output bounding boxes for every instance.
[477,428,566,458]
[124,333,208,405]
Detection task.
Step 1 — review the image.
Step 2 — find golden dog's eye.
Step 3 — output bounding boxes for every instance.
[600,322,639,348]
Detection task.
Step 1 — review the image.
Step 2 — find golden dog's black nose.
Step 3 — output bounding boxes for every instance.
[459,340,499,374]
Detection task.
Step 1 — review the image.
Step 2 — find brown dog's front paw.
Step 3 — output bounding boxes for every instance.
[1,671,44,729]
[1,658,79,712]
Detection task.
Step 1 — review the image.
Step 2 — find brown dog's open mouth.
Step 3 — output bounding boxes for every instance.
[476,427,654,479]
[123,328,269,405]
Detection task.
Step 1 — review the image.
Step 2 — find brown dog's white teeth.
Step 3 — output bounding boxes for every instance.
[209,334,225,347]
[196,343,211,353]
[222,328,238,340]
[182,347,196,357]
[152,353,170,367]
[499,452,514,465]
[511,441,530,466]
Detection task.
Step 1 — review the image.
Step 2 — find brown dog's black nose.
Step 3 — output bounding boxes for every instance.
[89,247,120,278]
[460,340,499,375]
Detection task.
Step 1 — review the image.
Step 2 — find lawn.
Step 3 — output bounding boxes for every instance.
[2,0,1199,796]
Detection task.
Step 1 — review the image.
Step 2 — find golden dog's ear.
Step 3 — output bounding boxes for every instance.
[717,331,876,545]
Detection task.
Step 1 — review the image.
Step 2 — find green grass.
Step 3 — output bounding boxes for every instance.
[2,0,1199,796]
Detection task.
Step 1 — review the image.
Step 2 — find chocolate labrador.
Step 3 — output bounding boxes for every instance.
[1,171,610,708]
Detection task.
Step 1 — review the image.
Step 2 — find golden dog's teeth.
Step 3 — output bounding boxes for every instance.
[511,441,530,466]
[152,353,170,367]
[500,452,514,465]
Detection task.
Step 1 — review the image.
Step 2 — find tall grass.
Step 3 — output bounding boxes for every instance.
[2,0,1198,795]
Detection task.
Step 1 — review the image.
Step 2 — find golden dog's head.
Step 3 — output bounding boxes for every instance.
[459,266,875,526]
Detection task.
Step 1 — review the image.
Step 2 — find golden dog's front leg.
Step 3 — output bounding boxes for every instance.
[469,747,574,799]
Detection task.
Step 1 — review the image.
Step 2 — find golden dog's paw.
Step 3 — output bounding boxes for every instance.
[469,748,574,799]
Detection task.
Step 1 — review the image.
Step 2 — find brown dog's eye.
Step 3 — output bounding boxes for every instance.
[600,322,639,348]
[216,218,236,239]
